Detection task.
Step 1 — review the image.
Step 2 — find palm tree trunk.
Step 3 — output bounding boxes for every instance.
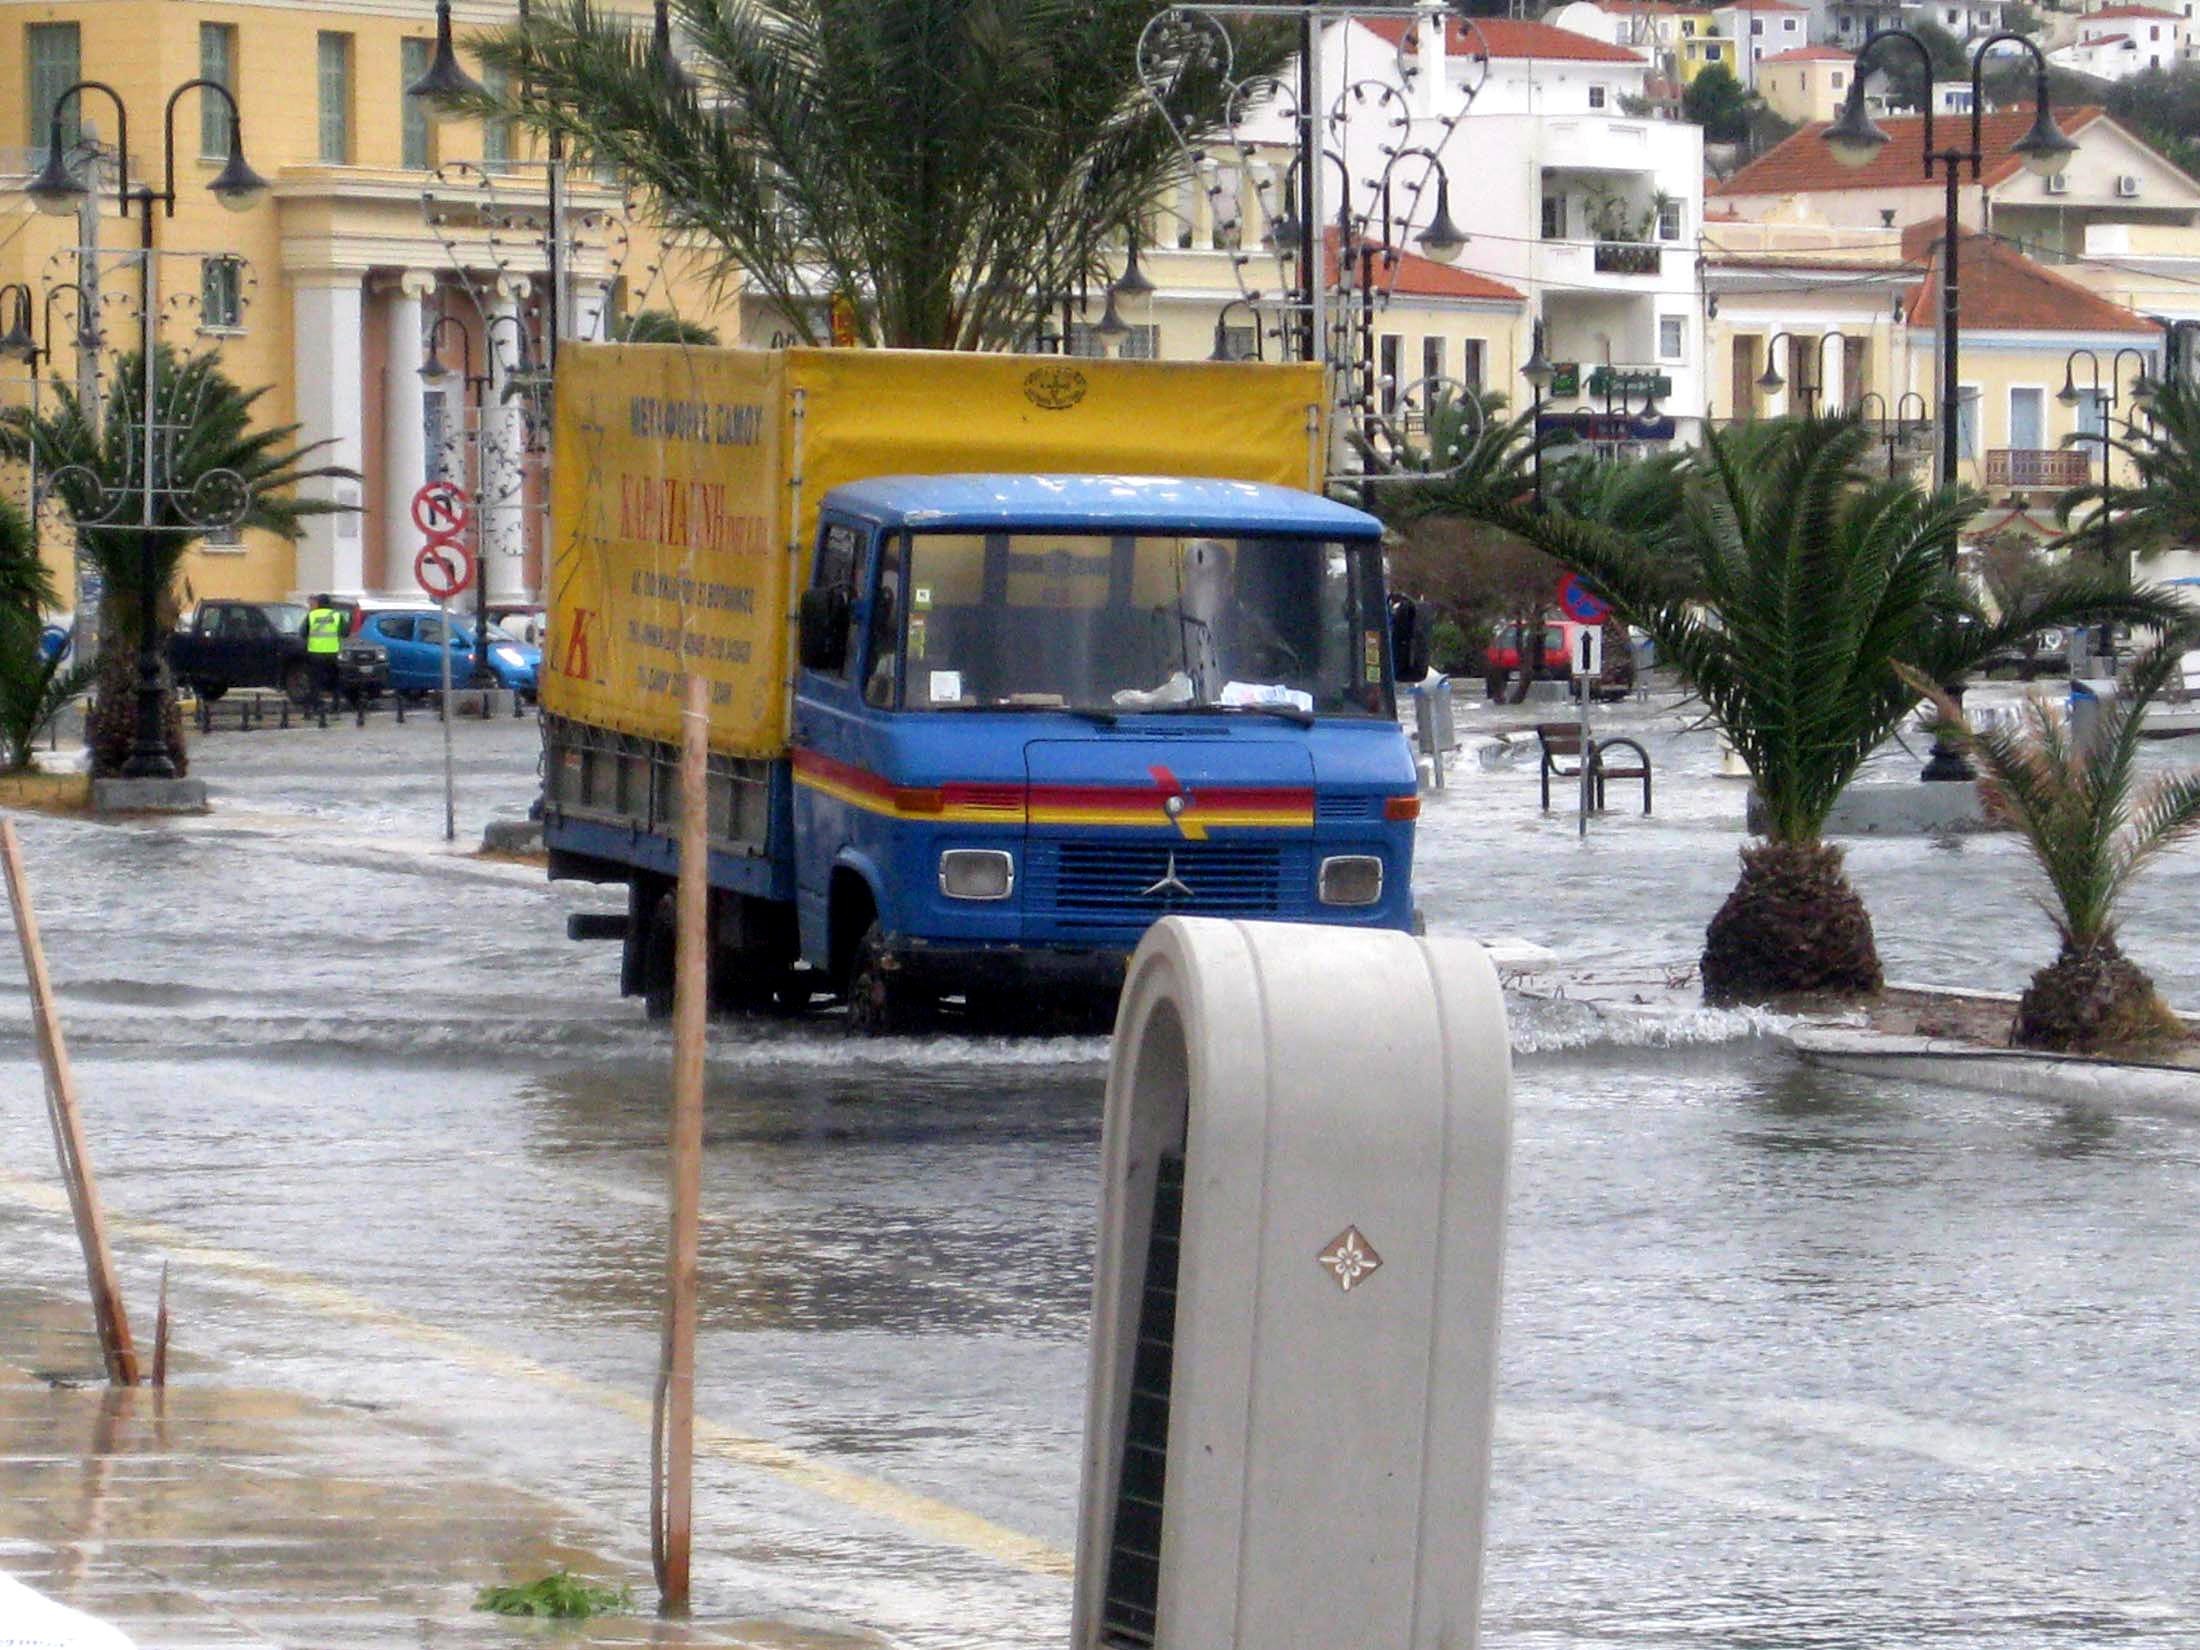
[1701,839,1882,1005]
[86,610,186,779]
[2015,936,2181,1052]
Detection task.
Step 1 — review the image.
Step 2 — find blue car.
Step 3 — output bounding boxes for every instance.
[354,608,541,699]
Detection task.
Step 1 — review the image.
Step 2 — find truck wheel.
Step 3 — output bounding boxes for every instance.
[642,893,677,1021]
[845,922,923,1037]
[282,661,314,706]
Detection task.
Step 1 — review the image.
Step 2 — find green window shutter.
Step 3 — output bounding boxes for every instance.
[401,38,433,168]
[199,24,236,158]
[317,32,352,163]
[26,24,82,158]
[482,65,510,170]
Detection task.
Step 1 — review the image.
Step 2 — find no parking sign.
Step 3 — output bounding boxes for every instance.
[1556,572,1610,625]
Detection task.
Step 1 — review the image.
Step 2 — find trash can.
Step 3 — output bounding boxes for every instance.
[2068,677,2119,753]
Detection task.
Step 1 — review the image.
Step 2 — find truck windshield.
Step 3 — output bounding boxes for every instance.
[895,531,1387,718]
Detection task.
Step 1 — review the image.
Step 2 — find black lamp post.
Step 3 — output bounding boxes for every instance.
[1857,389,1929,473]
[1208,297,1265,363]
[1522,320,1553,512]
[2059,344,2152,671]
[1756,329,1847,415]
[28,76,268,781]
[1825,31,2074,778]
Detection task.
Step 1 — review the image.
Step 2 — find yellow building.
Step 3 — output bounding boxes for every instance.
[0,0,729,610]
[1754,44,1863,125]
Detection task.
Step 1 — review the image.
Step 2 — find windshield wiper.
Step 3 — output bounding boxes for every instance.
[1139,702,1317,728]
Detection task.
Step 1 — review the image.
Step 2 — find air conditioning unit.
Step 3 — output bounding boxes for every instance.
[2118,174,2143,197]
[2046,172,2070,195]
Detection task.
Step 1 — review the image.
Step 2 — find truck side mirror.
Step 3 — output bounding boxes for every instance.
[1389,595,1430,682]
[799,586,850,674]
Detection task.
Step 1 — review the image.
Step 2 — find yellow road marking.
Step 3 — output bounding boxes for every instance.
[0,1170,1074,1578]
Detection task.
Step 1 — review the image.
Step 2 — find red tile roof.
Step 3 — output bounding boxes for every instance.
[1712,105,2106,195]
[1899,221,2154,332]
[1324,228,1526,302]
[1761,44,1860,61]
[1359,16,1649,64]
[1716,1,1810,12]
[2083,5,2179,18]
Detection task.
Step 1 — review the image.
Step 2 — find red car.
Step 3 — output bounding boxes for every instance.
[1484,617,1634,700]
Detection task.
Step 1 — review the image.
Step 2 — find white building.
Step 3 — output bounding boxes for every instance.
[2049,4,2189,77]
[1715,0,1810,87]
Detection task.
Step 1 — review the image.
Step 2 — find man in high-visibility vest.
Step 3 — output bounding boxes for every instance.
[304,595,345,707]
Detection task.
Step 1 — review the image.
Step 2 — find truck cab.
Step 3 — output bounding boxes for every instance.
[788,475,1419,1030]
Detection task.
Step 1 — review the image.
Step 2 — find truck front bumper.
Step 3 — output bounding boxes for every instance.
[888,936,1128,1000]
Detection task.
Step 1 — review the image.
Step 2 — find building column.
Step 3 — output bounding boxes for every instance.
[483,279,530,603]
[290,270,367,598]
[573,279,611,346]
[383,271,438,598]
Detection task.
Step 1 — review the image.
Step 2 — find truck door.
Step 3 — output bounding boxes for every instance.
[790,518,891,954]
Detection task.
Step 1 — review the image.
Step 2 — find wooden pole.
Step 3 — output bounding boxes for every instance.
[2,819,139,1386]
[658,671,709,1612]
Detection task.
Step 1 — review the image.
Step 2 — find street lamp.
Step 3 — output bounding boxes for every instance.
[1824,30,2073,780]
[1522,320,1553,513]
[2058,344,2151,672]
[407,0,486,106]
[1857,389,1929,474]
[28,76,268,782]
[1208,297,1264,363]
[1756,330,1848,415]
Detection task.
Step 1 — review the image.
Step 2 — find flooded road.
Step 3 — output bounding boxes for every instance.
[6,699,2200,1645]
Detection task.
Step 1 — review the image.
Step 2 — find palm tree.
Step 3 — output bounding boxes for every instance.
[1901,644,2200,1051]
[1452,415,2182,1005]
[459,0,1284,348]
[0,494,86,774]
[2056,371,2200,560]
[0,348,354,775]
[611,309,721,346]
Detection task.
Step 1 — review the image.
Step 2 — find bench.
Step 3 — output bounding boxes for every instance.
[1535,724,1652,815]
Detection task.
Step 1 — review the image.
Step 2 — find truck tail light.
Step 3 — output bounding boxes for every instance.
[1318,855,1384,906]
[1384,794,1420,822]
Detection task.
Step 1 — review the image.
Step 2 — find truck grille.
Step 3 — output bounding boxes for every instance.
[1030,841,1289,920]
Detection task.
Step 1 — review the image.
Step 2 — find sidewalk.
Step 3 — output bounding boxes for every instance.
[0,1286,879,1650]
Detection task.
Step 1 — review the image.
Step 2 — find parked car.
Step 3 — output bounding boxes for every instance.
[353,607,541,699]
[170,599,388,705]
[1483,616,1634,701]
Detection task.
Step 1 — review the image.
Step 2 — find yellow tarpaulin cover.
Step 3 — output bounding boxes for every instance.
[544,345,1325,755]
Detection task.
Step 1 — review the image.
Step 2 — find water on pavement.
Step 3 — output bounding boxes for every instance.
[3,695,2199,1646]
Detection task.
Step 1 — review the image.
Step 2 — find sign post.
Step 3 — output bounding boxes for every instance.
[1558,576,1611,841]
[413,482,476,845]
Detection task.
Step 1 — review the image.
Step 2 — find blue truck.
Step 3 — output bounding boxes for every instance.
[540,347,1426,1031]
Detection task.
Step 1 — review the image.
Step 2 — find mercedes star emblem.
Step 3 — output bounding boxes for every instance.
[1140,852,1194,900]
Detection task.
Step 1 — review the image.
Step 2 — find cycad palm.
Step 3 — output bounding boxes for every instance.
[464,0,1279,349]
[1904,644,2200,1050]
[0,493,86,774]
[0,348,353,775]
[1458,416,2180,1004]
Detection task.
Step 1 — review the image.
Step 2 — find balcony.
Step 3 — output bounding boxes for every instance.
[1594,242,1662,276]
[1984,448,2092,489]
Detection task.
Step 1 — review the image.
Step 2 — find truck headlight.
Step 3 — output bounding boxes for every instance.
[939,848,1014,900]
[1318,855,1383,906]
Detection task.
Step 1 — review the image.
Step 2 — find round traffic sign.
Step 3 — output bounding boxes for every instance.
[411,479,472,535]
[1557,572,1611,625]
[415,540,475,601]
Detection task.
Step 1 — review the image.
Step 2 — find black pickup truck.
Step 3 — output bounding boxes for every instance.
[169,599,389,705]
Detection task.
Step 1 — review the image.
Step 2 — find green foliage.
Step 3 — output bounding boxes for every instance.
[0,496,82,774]
[461,0,1287,349]
[612,308,721,345]
[1906,643,2200,952]
[1878,21,1970,111]
[1444,415,2183,844]
[473,1572,633,1619]
[1428,616,1474,675]
[1683,64,1751,145]
[2102,65,2200,178]
[2058,370,2200,559]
